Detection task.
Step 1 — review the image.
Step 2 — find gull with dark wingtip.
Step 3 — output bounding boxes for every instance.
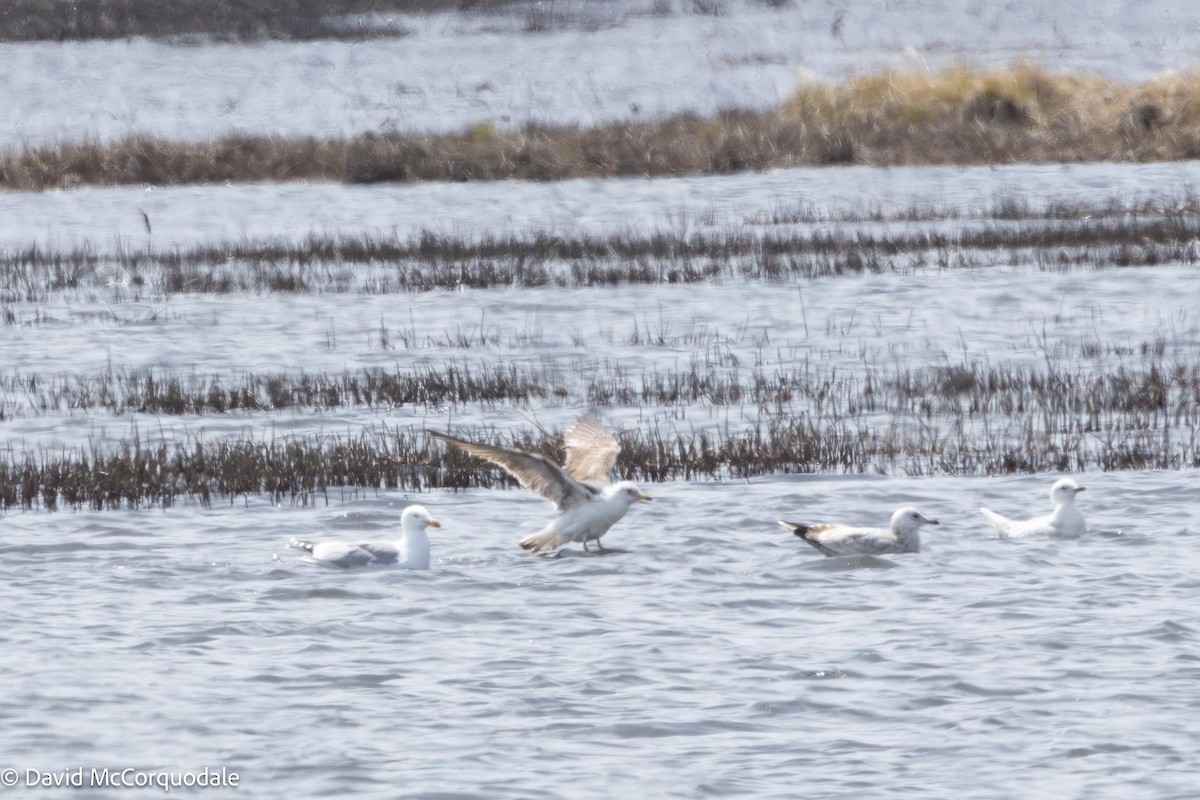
[778,507,940,556]
[430,416,651,554]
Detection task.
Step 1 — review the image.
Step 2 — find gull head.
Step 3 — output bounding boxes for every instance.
[606,480,653,507]
[891,506,939,532]
[402,505,442,533]
[1050,477,1085,505]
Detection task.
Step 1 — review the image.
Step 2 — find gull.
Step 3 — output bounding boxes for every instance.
[429,416,652,553]
[980,477,1087,538]
[777,507,940,556]
[288,505,441,568]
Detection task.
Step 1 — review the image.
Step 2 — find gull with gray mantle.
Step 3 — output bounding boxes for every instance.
[980,477,1087,538]
[777,507,940,556]
[288,505,441,568]
[429,416,652,553]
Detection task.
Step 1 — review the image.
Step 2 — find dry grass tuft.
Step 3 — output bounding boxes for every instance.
[7,66,1200,190]
[786,63,1200,165]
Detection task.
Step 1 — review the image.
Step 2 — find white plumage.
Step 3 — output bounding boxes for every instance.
[980,477,1087,538]
[777,506,940,556]
[289,505,441,568]
[430,416,651,553]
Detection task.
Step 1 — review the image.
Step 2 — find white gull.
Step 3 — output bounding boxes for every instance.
[289,505,441,568]
[777,507,940,556]
[430,416,651,553]
[980,477,1087,539]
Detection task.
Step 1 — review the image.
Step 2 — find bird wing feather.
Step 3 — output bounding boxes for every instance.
[310,542,381,567]
[430,431,594,510]
[778,520,841,557]
[353,542,400,564]
[807,524,894,555]
[980,508,1021,537]
[562,415,621,485]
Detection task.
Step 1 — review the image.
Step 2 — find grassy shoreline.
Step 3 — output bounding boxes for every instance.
[5,66,1200,191]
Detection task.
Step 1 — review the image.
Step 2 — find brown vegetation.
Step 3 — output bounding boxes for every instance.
[4,66,1200,190]
[0,0,469,41]
[3,198,1199,302]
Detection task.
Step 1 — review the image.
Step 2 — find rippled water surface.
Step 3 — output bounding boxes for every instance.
[6,1,1200,795]
[3,471,1198,799]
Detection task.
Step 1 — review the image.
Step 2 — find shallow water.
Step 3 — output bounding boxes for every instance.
[2,470,1197,799]
[2,0,1196,149]
[6,3,1200,795]
[6,160,1200,253]
[3,261,1198,467]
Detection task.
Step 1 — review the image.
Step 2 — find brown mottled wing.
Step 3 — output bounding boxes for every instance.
[429,431,595,510]
[562,416,620,485]
[777,520,840,557]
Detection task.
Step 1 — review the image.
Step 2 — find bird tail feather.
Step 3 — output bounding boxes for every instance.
[288,538,315,553]
[979,508,1012,535]
[777,519,808,537]
[519,528,568,553]
[778,520,837,557]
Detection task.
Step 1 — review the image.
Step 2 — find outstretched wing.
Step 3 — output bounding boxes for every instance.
[562,415,620,485]
[430,430,595,510]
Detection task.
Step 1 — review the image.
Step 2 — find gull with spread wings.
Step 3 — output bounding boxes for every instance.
[429,416,652,553]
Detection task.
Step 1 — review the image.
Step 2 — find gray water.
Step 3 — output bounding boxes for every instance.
[6,1,1200,794]
[4,0,1196,150]
[2,470,1197,799]
[5,177,1200,798]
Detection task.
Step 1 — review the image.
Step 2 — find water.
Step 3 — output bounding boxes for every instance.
[6,2,1200,795]
[2,471,1197,798]
[3,0,1197,150]
[6,159,1200,253]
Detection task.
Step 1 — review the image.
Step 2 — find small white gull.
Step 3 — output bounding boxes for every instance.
[288,505,441,568]
[980,477,1087,539]
[777,507,940,556]
[430,416,651,553]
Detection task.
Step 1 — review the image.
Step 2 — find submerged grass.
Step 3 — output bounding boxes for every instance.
[2,354,1199,426]
[2,341,1199,509]
[2,406,1195,511]
[3,197,1199,302]
[7,66,1200,189]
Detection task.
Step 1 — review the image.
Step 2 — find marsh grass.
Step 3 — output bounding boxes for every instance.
[3,352,1196,424]
[0,0,740,42]
[2,342,1199,508]
[2,397,1196,510]
[7,66,1200,189]
[3,201,1199,302]
[0,0,441,41]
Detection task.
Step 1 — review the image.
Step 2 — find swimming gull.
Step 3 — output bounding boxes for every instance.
[289,505,441,568]
[777,507,940,556]
[980,477,1087,538]
[429,416,652,553]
